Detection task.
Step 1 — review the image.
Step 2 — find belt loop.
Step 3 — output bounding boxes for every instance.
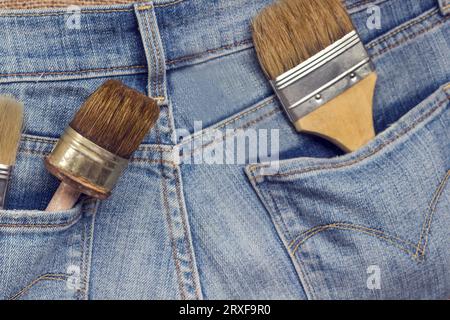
[134,2,168,104]
[438,0,450,15]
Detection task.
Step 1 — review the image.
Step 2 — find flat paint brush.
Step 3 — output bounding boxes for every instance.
[45,80,160,212]
[252,0,377,152]
[0,96,24,209]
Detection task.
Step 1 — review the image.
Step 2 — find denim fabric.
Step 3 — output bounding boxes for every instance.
[0,0,449,300]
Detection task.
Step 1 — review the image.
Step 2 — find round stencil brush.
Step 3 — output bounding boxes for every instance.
[45,80,160,212]
[252,0,377,152]
[0,96,24,209]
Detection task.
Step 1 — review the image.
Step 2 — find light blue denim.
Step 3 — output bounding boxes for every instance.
[0,0,449,299]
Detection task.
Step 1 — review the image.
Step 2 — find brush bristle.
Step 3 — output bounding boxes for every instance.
[0,96,24,166]
[70,80,160,159]
[252,0,354,79]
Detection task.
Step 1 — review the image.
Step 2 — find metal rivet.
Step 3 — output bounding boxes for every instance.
[350,73,356,79]
[315,94,322,101]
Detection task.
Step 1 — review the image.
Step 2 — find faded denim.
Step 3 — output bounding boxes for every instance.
[0,0,449,299]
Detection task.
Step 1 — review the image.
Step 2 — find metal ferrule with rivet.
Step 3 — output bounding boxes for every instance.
[271,31,375,123]
[45,127,129,199]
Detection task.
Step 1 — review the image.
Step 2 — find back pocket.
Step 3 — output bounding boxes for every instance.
[246,84,450,299]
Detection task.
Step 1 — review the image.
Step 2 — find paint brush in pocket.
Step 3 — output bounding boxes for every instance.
[0,96,24,209]
[45,80,160,212]
[252,0,377,152]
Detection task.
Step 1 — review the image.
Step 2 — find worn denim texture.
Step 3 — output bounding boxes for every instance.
[0,0,449,299]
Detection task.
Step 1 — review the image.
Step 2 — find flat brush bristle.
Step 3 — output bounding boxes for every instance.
[0,96,24,166]
[252,0,354,79]
[70,80,160,159]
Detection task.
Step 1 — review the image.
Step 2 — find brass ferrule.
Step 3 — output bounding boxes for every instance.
[45,127,129,200]
[0,164,12,209]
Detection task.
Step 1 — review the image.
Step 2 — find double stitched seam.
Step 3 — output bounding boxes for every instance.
[8,274,68,300]
[0,0,184,17]
[81,201,97,300]
[186,106,281,157]
[289,223,417,258]
[155,124,186,299]
[251,95,450,178]
[140,9,158,97]
[154,0,185,8]
[179,97,276,148]
[346,0,387,10]
[147,7,166,99]
[19,147,178,167]
[76,200,96,300]
[0,8,133,17]
[0,65,146,79]
[262,186,316,299]
[368,9,439,48]
[414,170,450,259]
[0,212,84,229]
[370,17,449,59]
[75,218,87,300]
[173,167,202,299]
[166,39,254,66]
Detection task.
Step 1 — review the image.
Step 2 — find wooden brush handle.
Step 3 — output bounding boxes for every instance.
[46,182,81,212]
[295,72,377,153]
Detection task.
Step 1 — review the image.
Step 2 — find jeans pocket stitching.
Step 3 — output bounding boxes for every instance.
[8,273,68,300]
[250,94,449,179]
[414,170,450,259]
[289,223,418,259]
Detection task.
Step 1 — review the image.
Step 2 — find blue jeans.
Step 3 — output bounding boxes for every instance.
[0,0,448,299]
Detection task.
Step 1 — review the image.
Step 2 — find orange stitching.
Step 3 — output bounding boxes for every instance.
[137,5,153,11]
[0,65,146,79]
[251,95,450,178]
[9,274,67,300]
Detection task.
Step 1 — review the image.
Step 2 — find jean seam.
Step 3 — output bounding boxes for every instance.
[8,274,68,300]
[156,124,186,299]
[148,7,166,99]
[166,39,254,67]
[178,96,276,148]
[346,0,388,10]
[259,185,315,299]
[290,223,417,258]
[0,65,147,79]
[370,15,449,59]
[185,107,282,157]
[368,9,438,48]
[414,170,450,259]
[79,201,98,300]
[0,211,84,229]
[0,1,183,18]
[173,166,203,299]
[250,94,449,178]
